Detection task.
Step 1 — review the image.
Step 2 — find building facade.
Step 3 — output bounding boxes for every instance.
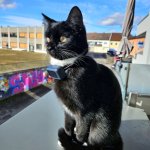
[87,33,122,53]
[87,33,111,53]
[129,32,146,58]
[0,26,46,53]
[109,33,122,53]
[0,26,122,54]
[132,13,150,64]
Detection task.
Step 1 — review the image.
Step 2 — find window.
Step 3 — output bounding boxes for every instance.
[88,42,94,46]
[19,43,27,49]
[2,32,8,37]
[36,44,42,50]
[10,32,17,37]
[29,33,35,38]
[98,44,102,47]
[29,44,34,51]
[10,42,17,48]
[19,32,27,38]
[37,33,42,38]
[95,42,102,45]
[138,41,144,49]
[2,41,8,48]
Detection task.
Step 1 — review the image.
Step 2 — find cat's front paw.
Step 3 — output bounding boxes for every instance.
[64,127,72,137]
[75,126,88,144]
[58,140,64,149]
[75,133,86,144]
[58,128,72,148]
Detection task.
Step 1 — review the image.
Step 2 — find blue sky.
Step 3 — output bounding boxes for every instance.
[0,0,150,34]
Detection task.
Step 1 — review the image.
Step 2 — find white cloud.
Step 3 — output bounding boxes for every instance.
[0,0,16,8]
[3,16,42,26]
[99,12,124,26]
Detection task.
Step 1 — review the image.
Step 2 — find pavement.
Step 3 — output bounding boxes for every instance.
[0,84,51,125]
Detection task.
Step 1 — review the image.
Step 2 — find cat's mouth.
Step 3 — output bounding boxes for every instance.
[47,48,79,60]
[46,46,62,60]
[47,50,64,60]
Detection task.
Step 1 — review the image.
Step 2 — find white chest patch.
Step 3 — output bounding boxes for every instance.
[50,56,77,66]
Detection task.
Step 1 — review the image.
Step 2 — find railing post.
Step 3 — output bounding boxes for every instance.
[27,27,29,51]
[34,27,36,52]
[17,27,19,49]
[8,27,10,49]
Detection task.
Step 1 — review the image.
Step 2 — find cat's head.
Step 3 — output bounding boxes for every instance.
[42,6,88,60]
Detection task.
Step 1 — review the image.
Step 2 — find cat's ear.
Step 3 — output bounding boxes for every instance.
[42,13,56,30]
[42,13,56,24]
[67,6,83,26]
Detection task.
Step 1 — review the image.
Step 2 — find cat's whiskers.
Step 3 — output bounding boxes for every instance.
[61,51,75,59]
[61,49,78,58]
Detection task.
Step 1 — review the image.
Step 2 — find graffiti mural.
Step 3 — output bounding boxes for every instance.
[0,77,9,99]
[0,68,53,100]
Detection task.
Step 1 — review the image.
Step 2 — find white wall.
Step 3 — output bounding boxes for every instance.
[88,40,110,53]
[132,14,150,64]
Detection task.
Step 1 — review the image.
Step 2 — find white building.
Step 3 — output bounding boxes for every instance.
[0,26,46,53]
[87,33,111,53]
[132,13,150,64]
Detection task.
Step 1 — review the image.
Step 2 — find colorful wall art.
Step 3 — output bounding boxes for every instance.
[0,68,53,100]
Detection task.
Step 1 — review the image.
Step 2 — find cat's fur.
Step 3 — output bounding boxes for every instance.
[42,6,123,150]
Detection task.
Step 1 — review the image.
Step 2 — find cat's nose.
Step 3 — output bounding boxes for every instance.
[46,44,55,52]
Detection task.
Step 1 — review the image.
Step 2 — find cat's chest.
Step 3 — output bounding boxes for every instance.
[54,68,80,94]
[54,78,75,95]
[54,77,80,114]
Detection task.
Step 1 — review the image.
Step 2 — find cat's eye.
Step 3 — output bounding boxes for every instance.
[46,37,51,43]
[60,36,68,43]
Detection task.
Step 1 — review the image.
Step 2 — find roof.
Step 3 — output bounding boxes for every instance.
[110,33,122,41]
[138,13,150,25]
[129,32,146,40]
[87,33,111,41]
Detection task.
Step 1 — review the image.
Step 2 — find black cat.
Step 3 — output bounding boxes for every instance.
[42,6,123,150]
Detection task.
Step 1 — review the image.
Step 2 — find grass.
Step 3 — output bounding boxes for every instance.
[0,49,50,74]
[0,49,114,74]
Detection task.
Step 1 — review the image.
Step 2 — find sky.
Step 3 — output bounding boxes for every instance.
[0,0,150,35]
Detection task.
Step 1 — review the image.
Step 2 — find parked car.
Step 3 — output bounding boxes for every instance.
[107,49,117,57]
[88,52,107,59]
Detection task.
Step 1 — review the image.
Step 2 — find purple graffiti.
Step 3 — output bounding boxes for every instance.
[9,73,25,94]
[8,69,47,95]
[0,68,53,100]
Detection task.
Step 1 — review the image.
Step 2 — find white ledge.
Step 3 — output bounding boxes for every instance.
[0,91,150,150]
